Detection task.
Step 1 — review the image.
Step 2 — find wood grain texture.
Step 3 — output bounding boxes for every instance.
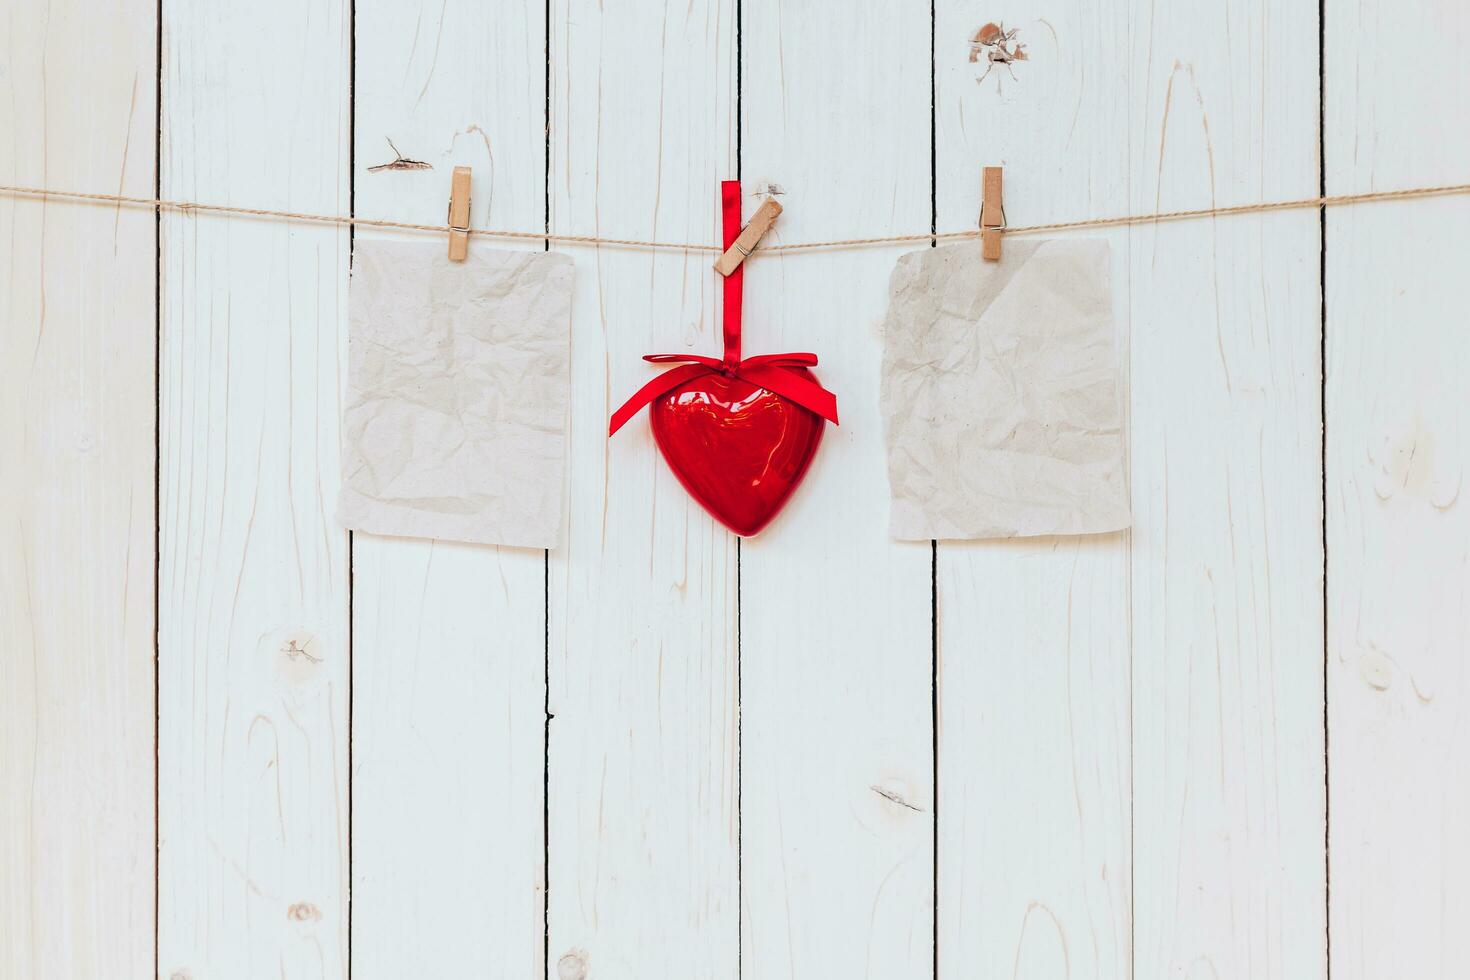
[1124,2,1326,977]
[546,2,739,978]
[0,0,157,976]
[932,4,1132,977]
[737,1,934,977]
[350,1,548,973]
[1326,4,1470,978]
[157,0,352,975]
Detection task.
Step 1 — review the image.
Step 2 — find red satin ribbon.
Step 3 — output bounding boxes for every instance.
[608,179,839,436]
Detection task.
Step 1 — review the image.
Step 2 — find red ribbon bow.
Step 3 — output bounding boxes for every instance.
[608,180,839,436]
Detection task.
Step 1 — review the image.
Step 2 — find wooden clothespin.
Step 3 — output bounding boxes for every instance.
[980,166,1004,261]
[714,197,783,276]
[447,166,472,261]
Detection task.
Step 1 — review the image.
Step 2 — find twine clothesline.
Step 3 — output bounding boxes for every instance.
[1,180,1467,254]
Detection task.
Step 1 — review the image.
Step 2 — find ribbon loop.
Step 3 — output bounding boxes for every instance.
[722,180,743,365]
[607,180,839,437]
[644,353,724,369]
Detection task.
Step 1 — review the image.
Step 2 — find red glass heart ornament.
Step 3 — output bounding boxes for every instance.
[607,180,839,537]
[650,369,825,536]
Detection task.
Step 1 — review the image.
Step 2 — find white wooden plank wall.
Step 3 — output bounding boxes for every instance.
[546,3,739,979]
[349,2,548,976]
[932,4,1133,977]
[1122,2,1327,978]
[739,2,935,978]
[157,0,352,975]
[7,1,1470,979]
[0,0,157,976]
[1326,2,1470,977]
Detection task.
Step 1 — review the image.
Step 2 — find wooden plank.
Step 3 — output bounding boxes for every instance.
[157,0,352,975]
[0,0,157,975]
[350,1,548,974]
[931,5,1132,978]
[737,0,934,976]
[1325,3,1470,977]
[546,1,739,976]
[1123,2,1326,977]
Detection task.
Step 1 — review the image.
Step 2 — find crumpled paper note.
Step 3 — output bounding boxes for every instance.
[880,238,1129,540]
[339,239,573,549]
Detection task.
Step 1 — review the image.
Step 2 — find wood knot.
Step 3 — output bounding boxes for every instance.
[557,948,589,980]
[274,629,326,685]
[287,901,321,923]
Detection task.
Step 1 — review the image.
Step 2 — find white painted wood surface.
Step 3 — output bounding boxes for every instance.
[6,1,1470,978]
[1326,3,1470,977]
[1123,2,1328,978]
[932,5,1133,978]
[0,1,157,976]
[546,3,739,979]
[349,2,548,975]
[157,0,351,975]
[739,2,935,978]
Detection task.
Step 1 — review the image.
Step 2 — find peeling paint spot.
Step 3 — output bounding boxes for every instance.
[971,21,1028,87]
[272,628,326,687]
[367,137,433,173]
[281,638,321,664]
